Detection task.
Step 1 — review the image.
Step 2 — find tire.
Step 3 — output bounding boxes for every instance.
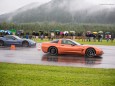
[85,48,96,58]
[48,47,58,55]
[22,41,29,47]
[0,40,4,46]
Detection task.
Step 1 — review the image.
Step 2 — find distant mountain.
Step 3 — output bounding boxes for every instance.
[0,0,115,24]
[0,2,41,22]
[15,2,41,14]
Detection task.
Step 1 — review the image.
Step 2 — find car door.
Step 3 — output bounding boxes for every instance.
[5,36,20,45]
[59,39,83,54]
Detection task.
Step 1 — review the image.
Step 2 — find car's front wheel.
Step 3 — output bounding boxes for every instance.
[48,47,58,55]
[0,40,4,46]
[85,48,96,58]
[22,41,29,47]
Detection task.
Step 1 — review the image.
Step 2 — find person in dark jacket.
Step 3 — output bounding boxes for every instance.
[98,33,102,42]
[111,33,115,42]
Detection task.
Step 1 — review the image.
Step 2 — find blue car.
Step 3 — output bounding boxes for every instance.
[0,35,36,47]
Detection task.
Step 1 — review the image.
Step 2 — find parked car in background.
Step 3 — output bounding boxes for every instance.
[0,35,36,47]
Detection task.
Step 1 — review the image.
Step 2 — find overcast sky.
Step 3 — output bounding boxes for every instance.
[0,0,51,15]
[0,0,115,15]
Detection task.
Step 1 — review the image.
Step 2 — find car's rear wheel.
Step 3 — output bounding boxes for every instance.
[85,48,96,58]
[0,40,4,46]
[22,41,29,47]
[48,47,58,55]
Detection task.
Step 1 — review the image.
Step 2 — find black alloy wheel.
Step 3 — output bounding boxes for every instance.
[85,48,96,58]
[0,40,4,46]
[22,41,29,47]
[49,47,58,55]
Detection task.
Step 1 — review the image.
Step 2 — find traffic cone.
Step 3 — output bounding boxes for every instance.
[10,45,16,50]
[38,43,41,51]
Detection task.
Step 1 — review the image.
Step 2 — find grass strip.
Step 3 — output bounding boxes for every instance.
[33,39,115,46]
[0,63,115,86]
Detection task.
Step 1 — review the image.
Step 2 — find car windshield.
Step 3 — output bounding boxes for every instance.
[62,39,81,45]
[51,39,59,43]
[13,35,21,39]
[70,40,81,45]
[5,35,21,40]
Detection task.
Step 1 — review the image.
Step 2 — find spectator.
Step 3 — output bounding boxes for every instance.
[26,32,29,39]
[20,32,24,38]
[100,34,103,42]
[106,34,110,42]
[86,33,90,42]
[65,33,68,38]
[32,31,36,39]
[48,33,51,40]
[93,34,96,42]
[35,32,39,39]
[98,33,102,42]
[82,32,86,42]
[89,33,94,42]
[51,32,55,40]
[111,33,115,42]
[44,33,48,39]
[40,34,44,40]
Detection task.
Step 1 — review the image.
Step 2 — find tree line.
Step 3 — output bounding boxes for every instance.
[0,22,115,34]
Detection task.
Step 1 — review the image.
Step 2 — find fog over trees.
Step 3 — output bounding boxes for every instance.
[0,0,115,24]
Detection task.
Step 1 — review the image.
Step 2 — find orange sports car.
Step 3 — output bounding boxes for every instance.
[41,39,104,57]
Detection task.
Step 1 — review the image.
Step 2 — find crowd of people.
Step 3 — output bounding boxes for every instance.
[0,30,115,42]
[16,31,115,42]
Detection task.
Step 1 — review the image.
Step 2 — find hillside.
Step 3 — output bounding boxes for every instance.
[0,0,115,24]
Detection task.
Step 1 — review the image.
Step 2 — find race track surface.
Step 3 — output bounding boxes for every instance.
[0,43,115,69]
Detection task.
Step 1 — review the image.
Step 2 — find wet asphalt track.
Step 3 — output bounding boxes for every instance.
[0,43,115,69]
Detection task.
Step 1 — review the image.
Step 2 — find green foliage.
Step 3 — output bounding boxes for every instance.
[0,22,115,33]
[77,39,115,46]
[0,63,115,86]
[33,39,115,46]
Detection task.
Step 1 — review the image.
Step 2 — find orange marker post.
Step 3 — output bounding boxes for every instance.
[10,45,16,50]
